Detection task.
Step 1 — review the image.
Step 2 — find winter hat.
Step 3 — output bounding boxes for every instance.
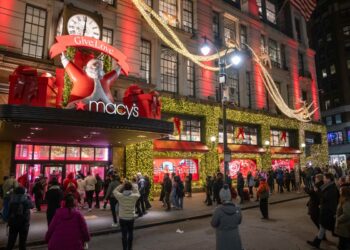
[219,186,232,202]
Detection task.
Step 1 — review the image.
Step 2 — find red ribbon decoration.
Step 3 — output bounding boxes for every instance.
[236,127,245,139]
[173,117,181,135]
[281,131,287,141]
[49,35,129,75]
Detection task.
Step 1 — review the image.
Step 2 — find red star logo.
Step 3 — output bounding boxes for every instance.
[75,101,85,111]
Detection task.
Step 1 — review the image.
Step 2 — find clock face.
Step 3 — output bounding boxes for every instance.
[56,16,63,36]
[67,14,100,39]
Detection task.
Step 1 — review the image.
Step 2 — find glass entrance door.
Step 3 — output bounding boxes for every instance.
[15,164,41,193]
[65,164,90,179]
[90,165,106,180]
[44,165,63,184]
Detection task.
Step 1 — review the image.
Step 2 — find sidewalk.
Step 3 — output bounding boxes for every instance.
[0,191,307,248]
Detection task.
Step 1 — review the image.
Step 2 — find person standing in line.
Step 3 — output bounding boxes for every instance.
[94,174,103,209]
[290,169,296,191]
[104,174,121,227]
[211,184,242,250]
[32,177,44,212]
[175,176,185,209]
[136,173,146,215]
[84,172,97,212]
[304,174,324,231]
[307,173,339,248]
[257,178,270,220]
[185,173,192,197]
[45,194,90,250]
[247,172,254,198]
[205,175,213,206]
[334,186,350,250]
[284,170,291,192]
[276,168,284,193]
[163,173,172,211]
[143,175,152,210]
[102,175,111,210]
[237,173,245,204]
[76,175,86,209]
[6,186,33,250]
[2,174,18,222]
[113,181,140,250]
[267,170,275,195]
[45,178,63,226]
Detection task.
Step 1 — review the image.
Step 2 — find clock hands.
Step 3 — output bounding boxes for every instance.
[82,15,87,36]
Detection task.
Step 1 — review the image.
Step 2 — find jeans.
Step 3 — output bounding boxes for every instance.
[317,225,326,240]
[120,219,135,250]
[164,192,171,210]
[110,197,118,224]
[178,196,183,209]
[2,197,10,222]
[259,198,269,219]
[6,224,29,250]
[34,194,42,211]
[86,190,94,209]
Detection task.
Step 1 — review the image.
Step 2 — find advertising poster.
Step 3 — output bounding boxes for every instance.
[220,159,257,178]
[271,159,295,171]
[153,158,199,183]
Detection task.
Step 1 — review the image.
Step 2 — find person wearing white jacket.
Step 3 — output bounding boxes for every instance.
[113,181,140,250]
[76,176,86,209]
[84,172,97,211]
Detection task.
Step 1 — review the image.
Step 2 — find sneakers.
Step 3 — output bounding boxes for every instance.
[111,223,119,228]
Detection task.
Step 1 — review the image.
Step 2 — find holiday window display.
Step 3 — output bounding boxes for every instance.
[153,158,199,183]
[271,159,296,171]
[220,159,257,179]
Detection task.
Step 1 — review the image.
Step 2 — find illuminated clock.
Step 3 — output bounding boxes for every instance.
[67,14,100,39]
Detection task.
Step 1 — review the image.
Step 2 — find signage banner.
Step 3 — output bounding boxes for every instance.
[153,158,199,183]
[49,35,129,75]
[220,159,257,178]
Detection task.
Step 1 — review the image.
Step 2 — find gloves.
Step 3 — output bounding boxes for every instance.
[61,52,69,68]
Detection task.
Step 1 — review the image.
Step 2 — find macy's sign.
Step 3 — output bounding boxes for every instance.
[88,101,139,119]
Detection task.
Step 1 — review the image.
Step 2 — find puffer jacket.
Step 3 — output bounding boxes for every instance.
[113,186,140,220]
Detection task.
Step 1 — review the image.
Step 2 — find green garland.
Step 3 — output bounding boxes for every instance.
[125,97,329,194]
[62,47,76,107]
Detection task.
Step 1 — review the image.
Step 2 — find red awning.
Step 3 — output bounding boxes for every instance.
[153,140,209,152]
[217,144,265,153]
[270,147,301,154]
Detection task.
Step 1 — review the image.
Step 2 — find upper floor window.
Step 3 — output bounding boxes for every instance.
[159,0,177,27]
[281,44,287,69]
[330,64,336,75]
[224,18,236,46]
[268,39,280,67]
[102,28,113,45]
[187,60,195,97]
[265,0,276,24]
[102,0,114,5]
[343,25,350,36]
[327,131,343,145]
[226,69,240,106]
[182,0,193,33]
[22,5,47,59]
[213,12,220,41]
[326,116,332,125]
[260,34,266,52]
[246,72,252,109]
[166,116,201,142]
[240,25,247,49]
[322,68,327,78]
[295,18,302,42]
[144,0,152,7]
[298,52,304,75]
[160,46,178,93]
[219,124,258,145]
[335,114,342,124]
[140,39,151,84]
[270,130,290,147]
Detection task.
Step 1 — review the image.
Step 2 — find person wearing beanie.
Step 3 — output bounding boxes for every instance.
[211,184,243,250]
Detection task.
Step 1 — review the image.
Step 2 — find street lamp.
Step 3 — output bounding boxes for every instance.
[200,37,243,183]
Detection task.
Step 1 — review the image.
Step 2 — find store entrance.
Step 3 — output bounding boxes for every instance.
[44,165,64,184]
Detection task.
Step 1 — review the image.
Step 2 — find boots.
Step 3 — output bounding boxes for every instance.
[307,237,321,248]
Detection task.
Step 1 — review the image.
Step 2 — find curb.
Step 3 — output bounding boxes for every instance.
[0,195,307,249]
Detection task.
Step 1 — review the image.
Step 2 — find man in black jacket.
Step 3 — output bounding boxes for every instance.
[45,177,63,226]
[307,173,339,248]
[237,172,245,204]
[6,186,34,250]
[163,173,172,211]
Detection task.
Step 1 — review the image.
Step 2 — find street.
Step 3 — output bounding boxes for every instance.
[29,198,338,250]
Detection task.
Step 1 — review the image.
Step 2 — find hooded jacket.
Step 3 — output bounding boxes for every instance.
[211,202,242,250]
[8,193,33,227]
[113,186,140,220]
[63,173,78,191]
[45,207,90,250]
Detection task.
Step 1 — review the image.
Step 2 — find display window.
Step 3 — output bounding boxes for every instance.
[66,147,81,161]
[15,144,33,160]
[220,159,257,178]
[50,146,65,160]
[33,145,50,160]
[271,159,295,171]
[153,158,199,183]
[95,147,109,161]
[81,147,94,161]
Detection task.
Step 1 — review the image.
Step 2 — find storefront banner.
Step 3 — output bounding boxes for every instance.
[220,159,257,178]
[153,158,199,183]
[271,159,295,171]
[88,101,139,119]
[49,35,129,75]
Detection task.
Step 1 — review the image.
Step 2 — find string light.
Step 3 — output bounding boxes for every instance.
[131,0,318,122]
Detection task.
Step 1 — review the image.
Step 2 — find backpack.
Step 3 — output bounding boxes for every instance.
[8,202,26,227]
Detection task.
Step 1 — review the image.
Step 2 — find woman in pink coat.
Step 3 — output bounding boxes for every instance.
[45,194,90,250]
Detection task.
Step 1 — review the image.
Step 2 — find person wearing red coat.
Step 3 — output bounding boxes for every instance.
[63,172,78,191]
[46,194,90,250]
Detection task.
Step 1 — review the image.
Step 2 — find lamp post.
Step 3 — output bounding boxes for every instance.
[201,37,243,183]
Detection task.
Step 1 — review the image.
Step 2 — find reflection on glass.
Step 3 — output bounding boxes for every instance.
[95,148,109,161]
[81,147,94,161]
[91,166,105,180]
[33,145,50,160]
[50,146,65,160]
[15,144,33,160]
[66,147,80,161]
